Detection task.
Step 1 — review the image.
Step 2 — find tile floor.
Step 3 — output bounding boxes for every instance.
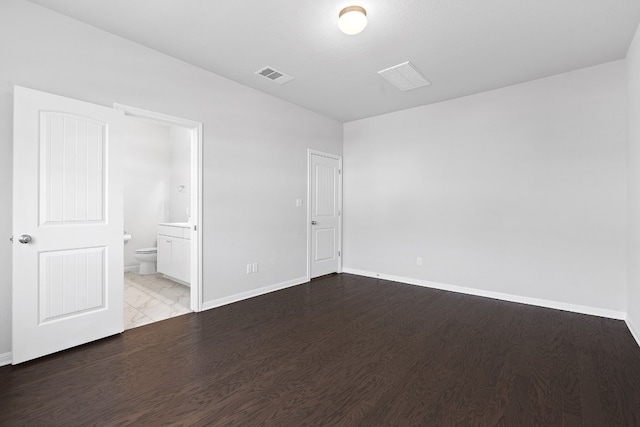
[124,272,191,330]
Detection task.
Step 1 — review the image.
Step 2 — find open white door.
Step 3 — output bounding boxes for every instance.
[12,86,124,364]
[309,151,342,279]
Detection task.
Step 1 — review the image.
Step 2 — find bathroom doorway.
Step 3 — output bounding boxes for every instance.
[115,104,202,330]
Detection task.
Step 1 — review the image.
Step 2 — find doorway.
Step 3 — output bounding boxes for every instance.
[308,150,343,279]
[114,104,203,328]
[11,88,203,364]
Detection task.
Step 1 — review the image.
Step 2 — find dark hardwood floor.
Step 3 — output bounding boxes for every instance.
[2,273,640,426]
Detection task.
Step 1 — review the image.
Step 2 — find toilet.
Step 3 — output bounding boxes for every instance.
[134,247,157,275]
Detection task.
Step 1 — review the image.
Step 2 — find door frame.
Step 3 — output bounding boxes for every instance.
[114,103,203,312]
[306,149,343,281]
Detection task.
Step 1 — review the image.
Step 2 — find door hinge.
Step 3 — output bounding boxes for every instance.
[194,225,197,231]
[338,169,342,175]
[338,251,341,257]
[338,210,341,216]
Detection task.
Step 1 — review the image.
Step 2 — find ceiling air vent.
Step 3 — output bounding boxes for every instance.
[377,61,431,92]
[255,66,294,85]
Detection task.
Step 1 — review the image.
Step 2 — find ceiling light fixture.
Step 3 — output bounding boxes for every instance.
[338,6,367,35]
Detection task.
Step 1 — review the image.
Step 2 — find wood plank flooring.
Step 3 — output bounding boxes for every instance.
[2,273,640,426]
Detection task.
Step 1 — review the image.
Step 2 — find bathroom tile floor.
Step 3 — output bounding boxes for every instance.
[124,272,191,330]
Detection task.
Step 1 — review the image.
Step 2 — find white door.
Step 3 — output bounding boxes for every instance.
[310,152,341,278]
[157,237,171,276]
[12,86,124,364]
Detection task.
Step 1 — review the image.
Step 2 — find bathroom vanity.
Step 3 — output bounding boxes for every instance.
[157,223,191,285]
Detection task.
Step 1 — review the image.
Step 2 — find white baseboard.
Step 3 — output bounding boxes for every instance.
[0,352,12,367]
[627,315,640,348]
[124,265,139,273]
[201,276,308,311]
[342,268,626,320]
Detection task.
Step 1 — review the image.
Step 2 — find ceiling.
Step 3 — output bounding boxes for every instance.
[28,0,640,123]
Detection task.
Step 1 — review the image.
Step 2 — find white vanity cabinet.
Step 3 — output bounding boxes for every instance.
[157,224,191,285]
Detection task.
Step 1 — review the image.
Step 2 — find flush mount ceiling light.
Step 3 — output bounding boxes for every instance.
[338,6,367,35]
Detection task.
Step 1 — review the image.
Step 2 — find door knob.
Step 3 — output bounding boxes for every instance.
[311,221,317,225]
[18,234,32,244]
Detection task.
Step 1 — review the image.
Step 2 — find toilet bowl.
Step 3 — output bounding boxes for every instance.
[134,247,157,275]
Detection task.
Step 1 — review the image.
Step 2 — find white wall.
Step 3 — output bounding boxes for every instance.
[169,126,191,223]
[627,23,640,339]
[0,0,342,357]
[123,118,172,268]
[344,61,628,315]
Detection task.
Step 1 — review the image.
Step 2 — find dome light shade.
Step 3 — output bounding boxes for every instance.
[338,6,367,35]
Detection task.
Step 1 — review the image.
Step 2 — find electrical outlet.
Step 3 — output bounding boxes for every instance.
[247,262,259,274]
[295,198,303,207]
[417,257,423,266]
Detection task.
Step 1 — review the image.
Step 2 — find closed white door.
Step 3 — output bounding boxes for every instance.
[158,237,188,282]
[12,86,124,364]
[171,238,189,283]
[310,152,341,278]
[157,237,171,276]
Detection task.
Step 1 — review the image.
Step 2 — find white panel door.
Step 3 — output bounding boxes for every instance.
[310,153,341,278]
[12,86,124,364]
